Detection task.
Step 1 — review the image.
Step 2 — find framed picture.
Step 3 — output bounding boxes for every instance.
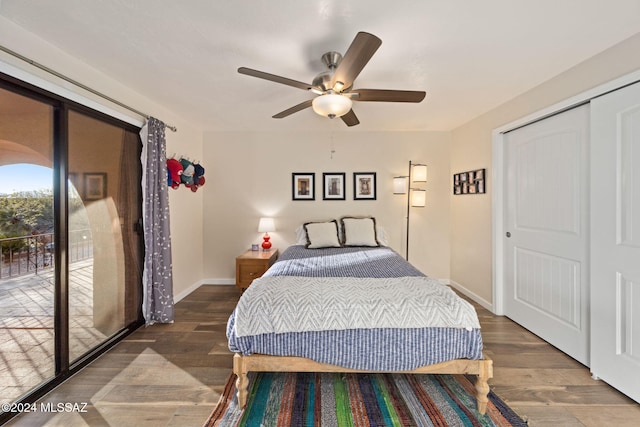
[83,172,107,200]
[353,172,376,200]
[453,168,486,195]
[323,172,345,200]
[292,173,315,200]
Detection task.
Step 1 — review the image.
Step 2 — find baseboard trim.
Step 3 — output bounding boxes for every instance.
[439,278,494,313]
[201,278,236,285]
[173,279,235,302]
[173,280,205,303]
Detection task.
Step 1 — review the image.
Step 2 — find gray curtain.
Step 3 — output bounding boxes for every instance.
[120,130,144,324]
[140,117,174,325]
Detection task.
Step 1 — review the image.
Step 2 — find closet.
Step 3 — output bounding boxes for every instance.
[499,81,640,402]
[589,82,640,402]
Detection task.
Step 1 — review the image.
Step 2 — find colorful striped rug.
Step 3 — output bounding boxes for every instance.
[204,372,527,426]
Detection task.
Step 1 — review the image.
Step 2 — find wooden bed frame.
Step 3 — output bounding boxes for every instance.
[233,352,493,415]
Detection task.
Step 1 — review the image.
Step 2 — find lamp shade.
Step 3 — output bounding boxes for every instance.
[258,217,275,233]
[412,164,428,182]
[312,94,352,118]
[411,189,426,207]
[393,176,408,194]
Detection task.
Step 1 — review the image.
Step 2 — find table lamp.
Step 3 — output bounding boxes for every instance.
[258,217,275,251]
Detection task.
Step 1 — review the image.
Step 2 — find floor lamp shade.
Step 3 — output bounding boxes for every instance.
[393,176,408,194]
[412,164,428,182]
[411,189,426,207]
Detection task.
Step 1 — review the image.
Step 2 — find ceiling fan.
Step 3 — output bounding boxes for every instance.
[238,32,426,127]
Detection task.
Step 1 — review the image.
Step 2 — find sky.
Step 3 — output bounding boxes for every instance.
[0,164,53,194]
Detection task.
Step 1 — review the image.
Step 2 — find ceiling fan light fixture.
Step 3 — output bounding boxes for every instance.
[312,93,352,118]
[239,32,424,126]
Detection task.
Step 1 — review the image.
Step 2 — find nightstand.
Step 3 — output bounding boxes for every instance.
[235,249,278,291]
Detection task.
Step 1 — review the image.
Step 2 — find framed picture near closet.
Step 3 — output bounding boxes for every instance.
[453,168,486,195]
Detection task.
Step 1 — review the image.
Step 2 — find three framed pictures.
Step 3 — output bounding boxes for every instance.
[291,172,377,201]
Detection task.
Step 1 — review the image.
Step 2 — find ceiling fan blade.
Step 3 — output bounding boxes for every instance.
[238,67,314,91]
[273,99,314,118]
[352,89,426,103]
[340,109,360,127]
[330,32,382,91]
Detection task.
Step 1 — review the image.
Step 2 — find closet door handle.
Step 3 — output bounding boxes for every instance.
[506,232,511,238]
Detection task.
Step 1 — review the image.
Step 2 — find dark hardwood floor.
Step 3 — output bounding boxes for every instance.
[7,285,640,426]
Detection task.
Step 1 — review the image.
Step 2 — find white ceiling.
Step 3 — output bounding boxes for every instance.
[1,0,640,132]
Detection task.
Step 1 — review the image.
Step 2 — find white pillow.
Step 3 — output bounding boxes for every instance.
[297,219,387,246]
[376,226,389,246]
[295,225,307,245]
[295,222,341,245]
[303,220,342,248]
[341,217,380,247]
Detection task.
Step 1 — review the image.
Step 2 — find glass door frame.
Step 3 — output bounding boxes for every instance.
[0,73,144,425]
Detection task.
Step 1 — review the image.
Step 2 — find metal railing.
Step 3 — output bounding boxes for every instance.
[0,230,93,279]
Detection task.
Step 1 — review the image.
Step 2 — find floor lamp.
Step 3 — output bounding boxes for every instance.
[394,161,427,260]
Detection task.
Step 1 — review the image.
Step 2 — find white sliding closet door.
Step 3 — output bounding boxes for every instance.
[590,82,640,402]
[503,105,590,365]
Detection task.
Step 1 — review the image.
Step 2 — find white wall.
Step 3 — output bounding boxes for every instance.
[202,130,452,281]
[450,32,640,306]
[0,15,205,299]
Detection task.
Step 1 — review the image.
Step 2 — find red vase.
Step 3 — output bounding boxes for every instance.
[262,234,272,251]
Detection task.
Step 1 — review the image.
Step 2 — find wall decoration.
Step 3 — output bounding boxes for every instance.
[83,172,107,200]
[166,155,206,192]
[292,173,315,200]
[323,172,345,200]
[353,172,376,200]
[453,168,486,195]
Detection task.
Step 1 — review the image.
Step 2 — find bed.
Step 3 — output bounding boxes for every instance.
[227,218,492,414]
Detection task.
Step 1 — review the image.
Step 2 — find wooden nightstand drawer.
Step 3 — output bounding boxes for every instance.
[238,263,267,285]
[235,249,278,291]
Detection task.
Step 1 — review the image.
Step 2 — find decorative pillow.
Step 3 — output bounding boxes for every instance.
[303,220,342,248]
[296,223,341,245]
[341,216,380,247]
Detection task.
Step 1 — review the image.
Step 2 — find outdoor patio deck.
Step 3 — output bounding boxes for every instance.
[0,259,106,404]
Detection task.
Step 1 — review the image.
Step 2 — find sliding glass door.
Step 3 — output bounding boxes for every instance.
[0,85,56,403]
[67,110,143,362]
[0,78,143,420]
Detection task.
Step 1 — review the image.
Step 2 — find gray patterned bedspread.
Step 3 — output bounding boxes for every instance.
[264,245,424,278]
[227,245,483,370]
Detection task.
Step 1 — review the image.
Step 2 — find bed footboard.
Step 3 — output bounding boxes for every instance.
[232,353,493,415]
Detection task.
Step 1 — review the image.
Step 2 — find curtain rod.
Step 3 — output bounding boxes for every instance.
[0,44,177,132]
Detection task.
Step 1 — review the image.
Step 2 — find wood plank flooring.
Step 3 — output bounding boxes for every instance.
[7,285,640,426]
